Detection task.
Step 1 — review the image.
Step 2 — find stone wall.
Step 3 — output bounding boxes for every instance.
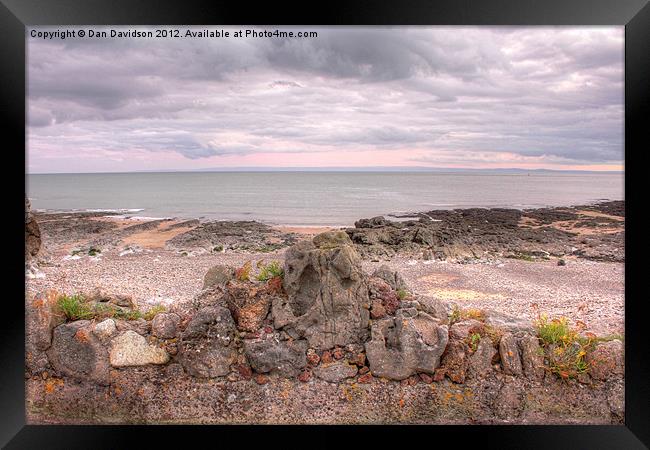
[25,232,625,424]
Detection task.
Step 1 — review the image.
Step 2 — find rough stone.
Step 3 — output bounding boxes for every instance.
[482,309,535,334]
[273,235,370,350]
[365,310,448,380]
[370,299,387,319]
[93,319,117,340]
[86,287,135,308]
[440,339,469,383]
[244,338,308,377]
[109,330,170,367]
[223,280,273,333]
[178,306,238,378]
[499,333,523,376]
[414,296,449,322]
[151,313,181,339]
[586,340,624,381]
[519,334,545,380]
[313,361,358,382]
[26,291,66,354]
[371,265,408,291]
[46,321,110,385]
[468,338,497,378]
[202,265,236,289]
[449,319,484,341]
[368,277,401,316]
[25,197,41,260]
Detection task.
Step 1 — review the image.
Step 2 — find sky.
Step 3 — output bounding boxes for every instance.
[27,26,624,173]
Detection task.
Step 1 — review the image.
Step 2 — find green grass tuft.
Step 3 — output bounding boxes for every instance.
[57,294,95,321]
[256,261,284,281]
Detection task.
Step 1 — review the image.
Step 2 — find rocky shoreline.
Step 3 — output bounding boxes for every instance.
[25,201,625,424]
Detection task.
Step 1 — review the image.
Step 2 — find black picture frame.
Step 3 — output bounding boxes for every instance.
[3,0,648,448]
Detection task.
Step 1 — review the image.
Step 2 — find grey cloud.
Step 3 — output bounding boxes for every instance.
[27,27,624,167]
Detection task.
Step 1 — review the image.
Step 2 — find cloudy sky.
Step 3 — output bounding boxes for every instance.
[27,26,624,173]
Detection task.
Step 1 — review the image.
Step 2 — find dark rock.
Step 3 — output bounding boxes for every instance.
[557,259,567,266]
[272,235,370,350]
[354,216,391,229]
[365,310,448,380]
[151,313,181,339]
[499,333,523,376]
[178,306,238,378]
[244,338,308,377]
[46,321,110,385]
[202,265,235,289]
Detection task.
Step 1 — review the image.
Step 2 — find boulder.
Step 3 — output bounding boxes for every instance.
[93,319,117,340]
[26,291,66,353]
[109,331,170,367]
[371,265,408,291]
[354,216,391,229]
[415,296,449,322]
[151,313,181,339]
[223,280,273,333]
[365,309,449,380]
[202,265,235,290]
[499,333,523,376]
[586,339,624,381]
[25,197,41,260]
[519,334,545,380]
[272,234,370,350]
[244,338,308,377]
[26,291,65,373]
[483,309,535,334]
[313,361,358,382]
[449,319,484,341]
[46,321,110,384]
[178,306,238,378]
[440,339,469,383]
[468,338,497,379]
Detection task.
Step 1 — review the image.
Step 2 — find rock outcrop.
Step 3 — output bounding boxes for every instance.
[25,197,42,261]
[345,201,625,262]
[272,232,370,350]
[365,308,449,380]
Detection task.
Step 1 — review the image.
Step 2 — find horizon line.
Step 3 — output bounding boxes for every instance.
[27,166,624,175]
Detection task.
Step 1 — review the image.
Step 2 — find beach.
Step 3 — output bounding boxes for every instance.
[26,201,624,336]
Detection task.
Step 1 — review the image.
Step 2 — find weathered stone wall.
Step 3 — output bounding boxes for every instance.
[25,231,625,424]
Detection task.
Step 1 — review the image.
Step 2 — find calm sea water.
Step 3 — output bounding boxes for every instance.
[27,171,624,226]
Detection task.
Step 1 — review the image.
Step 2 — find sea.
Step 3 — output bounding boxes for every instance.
[27,171,624,227]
